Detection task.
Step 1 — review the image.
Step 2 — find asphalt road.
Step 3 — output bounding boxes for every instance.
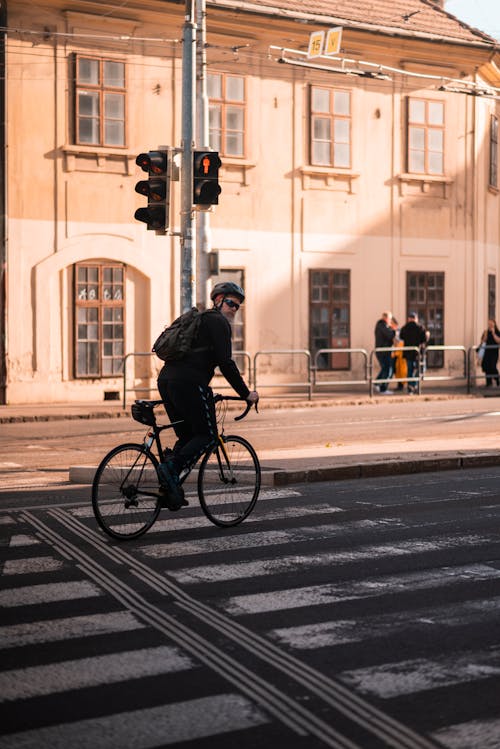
[0,396,499,496]
[1,466,500,748]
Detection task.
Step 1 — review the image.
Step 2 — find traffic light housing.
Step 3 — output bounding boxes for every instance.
[134,150,170,233]
[193,150,221,206]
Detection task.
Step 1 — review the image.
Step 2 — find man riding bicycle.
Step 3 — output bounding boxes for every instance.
[157,281,259,510]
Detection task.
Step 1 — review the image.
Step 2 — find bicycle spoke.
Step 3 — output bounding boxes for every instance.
[92,444,161,540]
[198,435,261,527]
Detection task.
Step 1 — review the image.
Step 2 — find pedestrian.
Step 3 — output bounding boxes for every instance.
[157,282,259,510]
[374,311,396,393]
[400,312,429,393]
[478,318,500,386]
[391,318,406,391]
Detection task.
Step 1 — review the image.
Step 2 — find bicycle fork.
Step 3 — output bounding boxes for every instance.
[216,435,236,485]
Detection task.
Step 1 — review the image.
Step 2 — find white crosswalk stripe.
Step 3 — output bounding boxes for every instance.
[0,694,269,749]
[1,646,194,702]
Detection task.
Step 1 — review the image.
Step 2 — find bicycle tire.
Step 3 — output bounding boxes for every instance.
[92,443,161,540]
[198,435,261,527]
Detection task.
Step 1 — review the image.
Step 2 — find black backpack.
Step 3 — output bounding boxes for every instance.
[152,307,207,362]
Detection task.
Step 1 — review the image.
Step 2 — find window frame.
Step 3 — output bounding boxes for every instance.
[207,72,246,158]
[309,269,351,370]
[310,86,352,169]
[73,54,127,148]
[489,114,498,190]
[406,271,444,368]
[488,274,496,321]
[74,262,126,379]
[407,97,445,176]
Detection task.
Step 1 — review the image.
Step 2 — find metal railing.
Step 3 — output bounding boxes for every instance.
[122,352,160,409]
[121,344,498,406]
[312,348,369,389]
[467,344,500,392]
[253,349,312,400]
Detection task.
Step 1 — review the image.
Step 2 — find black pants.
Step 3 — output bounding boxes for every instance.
[157,378,217,473]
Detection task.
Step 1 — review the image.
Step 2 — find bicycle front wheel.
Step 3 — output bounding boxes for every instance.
[92,443,161,540]
[198,435,261,527]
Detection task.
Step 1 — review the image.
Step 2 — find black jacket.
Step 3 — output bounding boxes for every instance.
[374,319,395,349]
[400,321,427,359]
[158,308,250,399]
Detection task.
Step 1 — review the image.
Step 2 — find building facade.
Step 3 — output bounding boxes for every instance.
[1,0,499,403]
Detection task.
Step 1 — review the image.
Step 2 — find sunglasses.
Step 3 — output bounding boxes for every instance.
[223,298,240,311]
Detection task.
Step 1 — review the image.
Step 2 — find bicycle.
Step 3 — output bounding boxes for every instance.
[92,394,261,541]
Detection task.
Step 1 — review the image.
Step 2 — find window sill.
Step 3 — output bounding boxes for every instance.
[220,157,256,186]
[300,166,360,193]
[397,173,453,198]
[488,183,499,196]
[62,145,136,175]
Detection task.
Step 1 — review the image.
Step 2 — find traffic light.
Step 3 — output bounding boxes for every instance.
[193,151,222,206]
[134,150,170,233]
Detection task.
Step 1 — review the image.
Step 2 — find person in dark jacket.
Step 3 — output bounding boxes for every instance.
[374,311,396,393]
[400,312,429,393]
[479,318,500,386]
[157,281,259,510]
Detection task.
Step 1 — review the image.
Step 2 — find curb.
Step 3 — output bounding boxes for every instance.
[70,452,500,488]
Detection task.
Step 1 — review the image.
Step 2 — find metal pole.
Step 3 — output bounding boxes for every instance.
[180,0,196,312]
[196,0,212,310]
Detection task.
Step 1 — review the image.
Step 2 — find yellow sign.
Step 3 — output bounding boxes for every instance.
[307,30,325,58]
[325,27,342,56]
[307,27,342,58]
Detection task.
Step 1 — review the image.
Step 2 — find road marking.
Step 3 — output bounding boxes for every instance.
[271,597,500,650]
[0,580,102,607]
[0,645,194,702]
[2,555,64,575]
[139,519,383,559]
[432,716,500,749]
[223,564,500,615]
[168,534,493,584]
[8,533,41,547]
[0,694,269,749]
[338,646,500,698]
[0,611,146,649]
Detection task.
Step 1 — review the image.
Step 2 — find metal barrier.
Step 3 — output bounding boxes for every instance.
[420,345,468,391]
[370,347,420,395]
[253,349,312,400]
[213,351,253,390]
[122,344,483,406]
[122,352,160,409]
[467,344,500,392]
[312,349,369,391]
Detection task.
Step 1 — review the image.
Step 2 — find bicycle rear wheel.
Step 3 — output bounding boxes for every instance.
[92,443,161,540]
[198,435,261,527]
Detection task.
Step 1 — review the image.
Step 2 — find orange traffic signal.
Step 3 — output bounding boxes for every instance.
[193,151,222,206]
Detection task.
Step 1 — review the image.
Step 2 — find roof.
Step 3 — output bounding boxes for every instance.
[207,0,497,47]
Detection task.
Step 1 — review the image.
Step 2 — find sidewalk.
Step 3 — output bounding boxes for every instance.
[2,393,498,486]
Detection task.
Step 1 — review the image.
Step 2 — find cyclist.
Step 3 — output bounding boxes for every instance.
[157,281,259,510]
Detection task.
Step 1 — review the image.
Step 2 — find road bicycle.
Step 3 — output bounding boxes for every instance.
[92,394,261,541]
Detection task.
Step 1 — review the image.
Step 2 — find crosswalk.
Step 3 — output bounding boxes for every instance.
[1,471,500,748]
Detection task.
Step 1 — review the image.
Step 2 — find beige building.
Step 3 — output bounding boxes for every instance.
[1,0,499,403]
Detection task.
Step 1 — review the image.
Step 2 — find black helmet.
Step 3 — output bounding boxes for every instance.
[210,281,245,303]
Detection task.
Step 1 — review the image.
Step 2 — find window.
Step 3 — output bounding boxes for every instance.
[488,274,496,321]
[310,270,350,370]
[74,56,126,146]
[407,271,444,368]
[490,115,498,189]
[74,263,125,378]
[208,73,245,157]
[210,267,245,350]
[310,87,351,168]
[407,98,444,175]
